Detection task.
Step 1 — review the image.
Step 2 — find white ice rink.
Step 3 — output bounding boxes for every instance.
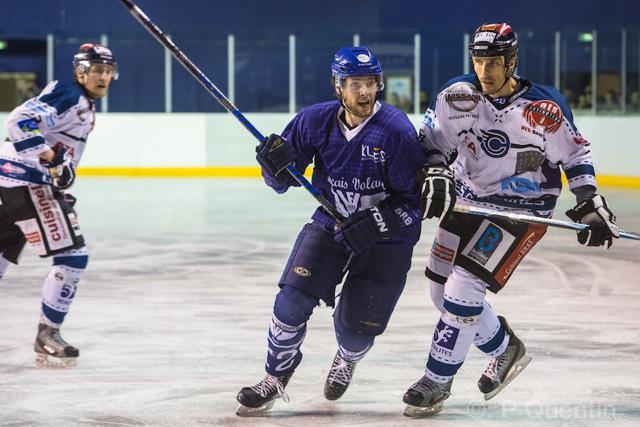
[1,179,639,426]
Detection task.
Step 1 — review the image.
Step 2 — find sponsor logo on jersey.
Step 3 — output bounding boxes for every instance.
[467,224,503,265]
[17,118,41,133]
[445,82,481,112]
[423,110,436,130]
[515,150,545,174]
[431,241,455,262]
[293,266,311,277]
[523,100,563,133]
[480,129,510,158]
[520,125,544,139]
[434,319,459,351]
[573,132,589,145]
[361,145,386,163]
[1,162,26,175]
[500,176,541,194]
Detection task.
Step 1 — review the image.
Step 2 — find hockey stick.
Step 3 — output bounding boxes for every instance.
[453,204,640,241]
[118,0,345,223]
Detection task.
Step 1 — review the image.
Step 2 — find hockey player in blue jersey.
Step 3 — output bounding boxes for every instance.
[235,46,427,415]
[402,23,620,417]
[0,43,117,367]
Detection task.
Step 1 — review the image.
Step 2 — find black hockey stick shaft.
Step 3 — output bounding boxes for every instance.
[119,0,345,223]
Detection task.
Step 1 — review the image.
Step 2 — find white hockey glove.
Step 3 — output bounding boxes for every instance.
[419,164,456,220]
[565,194,619,248]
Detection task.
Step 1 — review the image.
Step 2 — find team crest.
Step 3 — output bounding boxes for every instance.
[523,100,563,133]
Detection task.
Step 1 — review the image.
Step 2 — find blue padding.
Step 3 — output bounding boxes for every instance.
[443,299,483,317]
[14,135,45,152]
[273,285,317,326]
[41,303,66,324]
[565,164,595,180]
[477,324,506,354]
[426,356,462,377]
[53,255,89,269]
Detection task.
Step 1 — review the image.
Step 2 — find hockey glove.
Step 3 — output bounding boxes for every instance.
[334,206,397,255]
[256,134,299,186]
[565,194,619,248]
[41,147,76,190]
[419,164,456,220]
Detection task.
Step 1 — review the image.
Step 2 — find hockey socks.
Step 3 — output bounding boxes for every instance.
[40,250,88,327]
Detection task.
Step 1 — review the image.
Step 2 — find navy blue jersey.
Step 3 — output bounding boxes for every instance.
[263,100,426,244]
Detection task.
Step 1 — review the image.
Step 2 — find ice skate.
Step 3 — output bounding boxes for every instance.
[402,374,452,417]
[236,372,292,416]
[324,351,357,400]
[34,323,79,368]
[478,316,532,400]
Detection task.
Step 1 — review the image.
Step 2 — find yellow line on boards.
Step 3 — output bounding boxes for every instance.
[76,167,640,188]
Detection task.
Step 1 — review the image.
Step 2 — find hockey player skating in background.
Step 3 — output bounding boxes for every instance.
[402,23,620,417]
[235,46,427,415]
[0,43,118,367]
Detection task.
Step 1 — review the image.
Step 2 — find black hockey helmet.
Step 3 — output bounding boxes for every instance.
[468,23,518,64]
[73,43,119,80]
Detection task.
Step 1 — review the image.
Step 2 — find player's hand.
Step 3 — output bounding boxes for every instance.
[41,147,76,190]
[334,206,396,255]
[419,164,456,220]
[565,194,619,248]
[256,134,299,186]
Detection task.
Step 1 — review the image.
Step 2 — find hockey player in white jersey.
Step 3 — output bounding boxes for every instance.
[403,23,619,417]
[0,43,117,367]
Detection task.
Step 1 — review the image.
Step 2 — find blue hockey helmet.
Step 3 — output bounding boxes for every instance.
[331,46,384,91]
[468,23,518,64]
[73,43,119,80]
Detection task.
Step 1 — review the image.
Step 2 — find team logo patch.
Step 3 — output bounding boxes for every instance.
[573,133,589,145]
[524,100,563,133]
[434,319,459,350]
[468,224,504,266]
[293,266,311,277]
[480,129,510,158]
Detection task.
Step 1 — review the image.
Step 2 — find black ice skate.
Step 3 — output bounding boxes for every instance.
[236,372,293,416]
[34,323,79,368]
[403,374,453,417]
[324,351,357,400]
[478,315,532,400]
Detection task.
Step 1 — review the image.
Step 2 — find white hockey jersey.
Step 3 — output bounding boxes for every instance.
[1,80,95,188]
[421,75,595,216]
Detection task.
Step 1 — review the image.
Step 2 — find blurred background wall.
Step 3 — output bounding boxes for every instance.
[0,0,638,181]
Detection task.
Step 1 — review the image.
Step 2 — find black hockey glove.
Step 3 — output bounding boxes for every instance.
[334,206,397,255]
[41,147,76,190]
[565,194,619,248]
[256,133,299,186]
[419,164,456,220]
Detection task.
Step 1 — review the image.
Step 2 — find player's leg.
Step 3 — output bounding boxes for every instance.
[325,243,413,400]
[0,224,26,279]
[474,306,531,400]
[403,266,485,417]
[35,247,89,368]
[236,222,349,415]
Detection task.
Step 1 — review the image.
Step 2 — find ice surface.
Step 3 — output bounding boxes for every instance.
[1,179,639,426]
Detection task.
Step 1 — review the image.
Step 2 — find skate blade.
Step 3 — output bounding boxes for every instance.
[235,400,275,416]
[35,353,78,369]
[403,402,444,418]
[483,352,532,401]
